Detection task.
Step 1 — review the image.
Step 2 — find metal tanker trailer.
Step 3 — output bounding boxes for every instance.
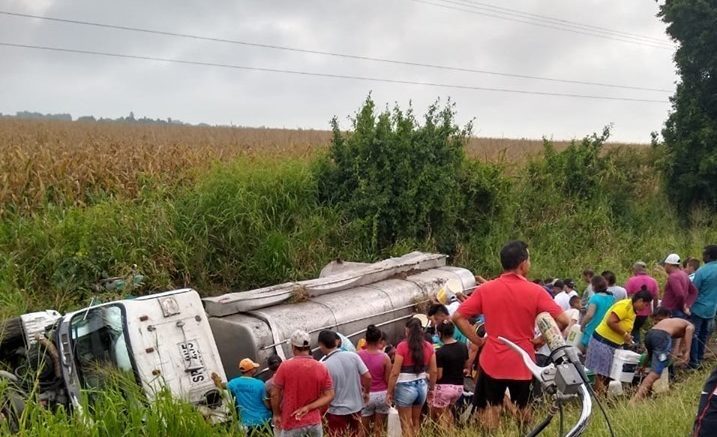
[0,252,474,426]
[202,252,475,379]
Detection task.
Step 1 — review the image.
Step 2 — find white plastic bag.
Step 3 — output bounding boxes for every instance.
[387,406,402,437]
[607,380,624,397]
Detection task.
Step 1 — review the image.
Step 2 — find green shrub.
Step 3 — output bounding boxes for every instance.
[314,96,512,260]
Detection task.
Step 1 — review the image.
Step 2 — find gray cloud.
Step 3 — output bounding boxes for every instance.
[0,0,677,142]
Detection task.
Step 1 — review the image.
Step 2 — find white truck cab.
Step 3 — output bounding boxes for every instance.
[1,252,474,426]
[55,288,229,421]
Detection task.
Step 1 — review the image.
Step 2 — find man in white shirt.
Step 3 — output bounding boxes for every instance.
[554,281,579,311]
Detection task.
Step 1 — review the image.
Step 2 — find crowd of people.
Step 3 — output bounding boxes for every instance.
[212,242,717,436]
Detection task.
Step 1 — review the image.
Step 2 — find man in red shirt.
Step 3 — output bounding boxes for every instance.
[270,330,334,437]
[661,253,697,320]
[453,240,569,431]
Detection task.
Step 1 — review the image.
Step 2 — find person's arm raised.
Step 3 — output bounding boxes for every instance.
[210,372,227,389]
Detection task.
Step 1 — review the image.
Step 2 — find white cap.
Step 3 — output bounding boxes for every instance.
[290,329,311,348]
[663,253,681,265]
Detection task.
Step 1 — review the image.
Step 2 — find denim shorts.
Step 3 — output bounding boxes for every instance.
[394,379,428,408]
[645,329,672,375]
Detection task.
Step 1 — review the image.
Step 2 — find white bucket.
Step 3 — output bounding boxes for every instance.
[610,349,641,383]
[607,380,624,397]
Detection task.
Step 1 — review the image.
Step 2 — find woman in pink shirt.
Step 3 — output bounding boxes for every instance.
[357,325,392,437]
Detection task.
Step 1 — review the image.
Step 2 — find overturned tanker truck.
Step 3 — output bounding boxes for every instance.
[0,252,474,425]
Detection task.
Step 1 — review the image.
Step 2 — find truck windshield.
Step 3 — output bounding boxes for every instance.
[70,305,134,390]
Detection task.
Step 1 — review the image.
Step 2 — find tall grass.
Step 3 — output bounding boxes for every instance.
[1,134,715,315]
[0,371,244,436]
[0,157,362,315]
[1,362,709,436]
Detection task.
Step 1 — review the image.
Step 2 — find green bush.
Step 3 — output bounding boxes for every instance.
[315,96,511,259]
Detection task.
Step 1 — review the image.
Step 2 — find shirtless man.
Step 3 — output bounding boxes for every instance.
[630,308,695,403]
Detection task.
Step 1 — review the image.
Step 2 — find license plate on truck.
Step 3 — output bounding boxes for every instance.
[178,340,207,384]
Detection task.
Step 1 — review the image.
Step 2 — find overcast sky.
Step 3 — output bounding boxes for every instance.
[0,0,677,142]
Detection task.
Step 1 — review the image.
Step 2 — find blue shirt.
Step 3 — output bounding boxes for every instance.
[581,292,615,348]
[692,261,717,319]
[226,376,271,427]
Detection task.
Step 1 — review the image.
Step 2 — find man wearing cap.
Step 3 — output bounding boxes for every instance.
[625,261,659,343]
[271,330,334,437]
[662,253,697,321]
[212,358,272,435]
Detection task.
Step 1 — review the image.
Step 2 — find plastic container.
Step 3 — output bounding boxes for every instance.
[610,349,641,383]
[607,380,624,397]
[566,324,583,348]
[387,407,402,437]
[585,369,596,386]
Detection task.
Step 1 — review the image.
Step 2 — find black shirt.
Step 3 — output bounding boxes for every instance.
[436,341,468,385]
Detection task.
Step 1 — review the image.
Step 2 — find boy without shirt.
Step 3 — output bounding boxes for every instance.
[630,308,695,404]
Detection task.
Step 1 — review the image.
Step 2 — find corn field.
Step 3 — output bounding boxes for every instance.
[0,120,329,216]
[0,119,642,216]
